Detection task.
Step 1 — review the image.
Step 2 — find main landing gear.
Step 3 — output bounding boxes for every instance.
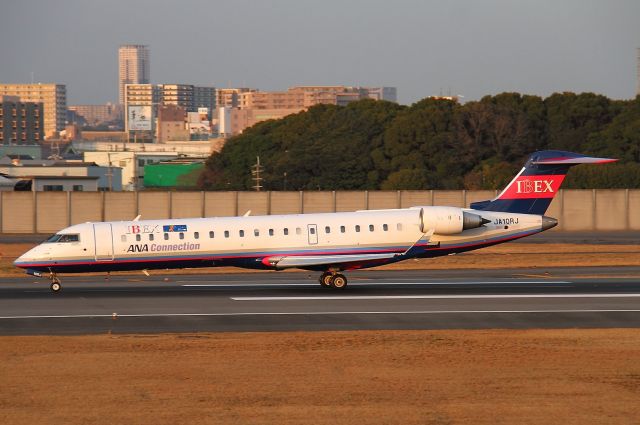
[319,272,348,289]
[48,272,62,293]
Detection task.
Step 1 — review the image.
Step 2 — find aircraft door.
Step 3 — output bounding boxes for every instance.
[93,223,114,261]
[307,224,318,245]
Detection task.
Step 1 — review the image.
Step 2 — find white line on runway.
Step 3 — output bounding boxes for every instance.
[181,280,571,288]
[1,309,640,319]
[232,293,640,301]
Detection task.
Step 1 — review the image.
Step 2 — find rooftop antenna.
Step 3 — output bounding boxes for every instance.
[30,72,34,84]
[251,156,264,191]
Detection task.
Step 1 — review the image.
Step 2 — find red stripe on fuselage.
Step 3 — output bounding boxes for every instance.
[499,175,564,199]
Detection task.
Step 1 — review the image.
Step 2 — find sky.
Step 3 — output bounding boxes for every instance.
[1,0,639,105]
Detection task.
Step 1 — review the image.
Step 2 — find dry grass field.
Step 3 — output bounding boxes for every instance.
[1,330,640,424]
[1,242,639,423]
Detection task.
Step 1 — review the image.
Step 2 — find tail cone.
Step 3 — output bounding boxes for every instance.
[542,216,558,231]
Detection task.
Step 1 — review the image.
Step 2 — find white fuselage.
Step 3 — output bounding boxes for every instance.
[14,207,546,274]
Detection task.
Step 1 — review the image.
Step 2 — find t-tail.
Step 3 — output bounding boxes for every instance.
[470,151,617,215]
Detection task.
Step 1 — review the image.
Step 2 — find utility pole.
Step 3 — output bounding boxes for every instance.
[251,156,264,191]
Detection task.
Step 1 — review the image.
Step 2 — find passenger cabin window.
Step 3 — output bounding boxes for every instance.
[209,231,214,238]
[340,226,345,233]
[149,234,154,241]
[164,233,169,240]
[309,227,316,235]
[284,228,289,236]
[383,224,388,231]
[325,226,331,234]
[269,229,274,236]
[121,235,127,242]
[254,229,259,237]
[194,232,199,239]
[224,230,229,238]
[369,225,374,232]
[355,225,360,232]
[179,232,185,240]
[296,227,301,235]
[136,234,141,242]
[239,230,245,237]
[397,223,403,231]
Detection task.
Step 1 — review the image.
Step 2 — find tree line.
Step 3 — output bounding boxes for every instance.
[199,92,640,191]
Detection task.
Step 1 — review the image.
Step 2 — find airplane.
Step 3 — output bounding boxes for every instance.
[14,150,616,292]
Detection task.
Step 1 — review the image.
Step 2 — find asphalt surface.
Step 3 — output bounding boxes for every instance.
[1,267,640,335]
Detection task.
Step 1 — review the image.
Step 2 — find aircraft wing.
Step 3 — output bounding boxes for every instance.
[263,253,400,269]
[262,230,435,270]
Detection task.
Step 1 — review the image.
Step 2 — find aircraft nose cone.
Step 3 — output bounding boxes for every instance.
[542,216,558,231]
[13,254,27,268]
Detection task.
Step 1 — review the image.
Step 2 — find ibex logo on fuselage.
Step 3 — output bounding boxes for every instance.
[515,179,554,194]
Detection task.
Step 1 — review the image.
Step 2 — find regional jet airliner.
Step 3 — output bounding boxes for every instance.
[14,150,616,292]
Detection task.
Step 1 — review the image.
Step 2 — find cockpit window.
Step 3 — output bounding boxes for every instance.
[44,234,62,243]
[44,234,79,243]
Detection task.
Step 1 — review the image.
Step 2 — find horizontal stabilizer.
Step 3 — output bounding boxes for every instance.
[532,156,617,165]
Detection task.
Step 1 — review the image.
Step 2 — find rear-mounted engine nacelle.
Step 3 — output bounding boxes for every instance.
[415,206,488,235]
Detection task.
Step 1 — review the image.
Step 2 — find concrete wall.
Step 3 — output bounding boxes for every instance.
[0,190,638,233]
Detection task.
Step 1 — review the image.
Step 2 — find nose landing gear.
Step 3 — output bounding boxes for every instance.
[318,272,348,289]
[48,272,62,293]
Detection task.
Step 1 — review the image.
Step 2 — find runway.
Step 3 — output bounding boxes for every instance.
[1,267,640,335]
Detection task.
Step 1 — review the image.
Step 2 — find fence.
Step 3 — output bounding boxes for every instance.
[0,189,638,234]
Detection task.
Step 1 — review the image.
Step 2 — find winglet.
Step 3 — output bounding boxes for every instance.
[133,214,142,221]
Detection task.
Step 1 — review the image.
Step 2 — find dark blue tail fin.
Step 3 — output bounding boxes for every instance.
[470,151,616,215]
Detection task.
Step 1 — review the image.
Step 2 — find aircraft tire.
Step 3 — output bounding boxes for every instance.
[50,282,62,293]
[331,274,347,289]
[319,272,333,287]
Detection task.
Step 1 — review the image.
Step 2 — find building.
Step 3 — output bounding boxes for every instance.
[235,86,397,111]
[68,103,123,127]
[215,85,397,137]
[118,44,150,104]
[193,86,216,115]
[84,151,182,190]
[0,96,44,144]
[0,158,122,191]
[218,107,303,137]
[0,144,42,160]
[20,175,101,192]
[239,91,305,109]
[156,105,189,143]
[361,87,397,102]
[0,84,67,138]
[71,139,222,157]
[216,88,257,108]
[161,84,193,109]
[124,84,216,138]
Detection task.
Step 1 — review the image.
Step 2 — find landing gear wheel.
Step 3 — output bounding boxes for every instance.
[50,281,61,292]
[319,272,333,288]
[330,274,347,289]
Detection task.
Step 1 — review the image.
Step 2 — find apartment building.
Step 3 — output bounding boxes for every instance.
[118,44,150,104]
[237,86,397,110]
[68,103,123,126]
[0,96,44,144]
[216,88,257,108]
[0,84,67,138]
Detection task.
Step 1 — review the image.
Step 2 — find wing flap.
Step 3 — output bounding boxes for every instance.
[264,253,399,269]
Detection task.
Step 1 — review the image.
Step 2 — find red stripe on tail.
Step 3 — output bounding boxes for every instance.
[499,175,565,199]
